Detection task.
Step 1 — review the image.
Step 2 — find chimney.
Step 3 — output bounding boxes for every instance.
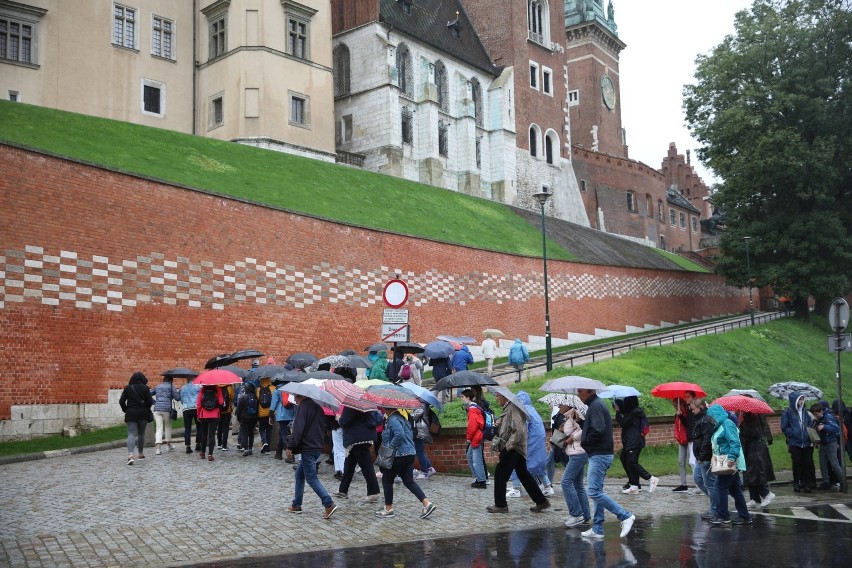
[686,149,691,165]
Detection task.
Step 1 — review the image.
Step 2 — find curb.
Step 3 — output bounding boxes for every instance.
[0,439,128,466]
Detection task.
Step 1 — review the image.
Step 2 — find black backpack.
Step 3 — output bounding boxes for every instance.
[259,385,272,408]
[244,393,259,416]
[220,387,231,411]
[200,387,218,411]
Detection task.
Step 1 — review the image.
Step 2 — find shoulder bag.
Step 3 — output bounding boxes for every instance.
[710,453,737,475]
[806,426,821,446]
[549,429,568,450]
[376,444,396,470]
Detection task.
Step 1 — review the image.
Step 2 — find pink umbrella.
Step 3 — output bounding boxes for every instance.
[195,369,241,386]
[650,381,707,399]
[712,395,774,415]
[323,380,378,412]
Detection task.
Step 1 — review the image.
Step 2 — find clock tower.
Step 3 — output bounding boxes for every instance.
[565,1,627,157]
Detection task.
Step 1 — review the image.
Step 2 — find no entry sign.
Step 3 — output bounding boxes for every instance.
[382,279,409,308]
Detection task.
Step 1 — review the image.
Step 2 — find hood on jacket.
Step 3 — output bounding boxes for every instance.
[129,371,148,385]
[517,391,532,406]
[707,404,729,425]
[617,396,639,413]
[787,392,805,410]
[512,339,523,345]
[377,351,388,360]
[460,345,471,353]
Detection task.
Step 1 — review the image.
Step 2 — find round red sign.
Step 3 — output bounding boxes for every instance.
[382,279,409,308]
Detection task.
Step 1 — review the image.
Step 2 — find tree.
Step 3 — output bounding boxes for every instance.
[684,0,852,316]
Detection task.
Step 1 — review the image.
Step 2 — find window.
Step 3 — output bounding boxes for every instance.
[333,43,350,97]
[336,114,353,145]
[669,208,676,226]
[567,89,579,106]
[545,130,559,165]
[545,135,553,165]
[289,92,310,127]
[659,235,666,250]
[679,212,686,228]
[401,106,413,144]
[626,191,636,213]
[8,90,19,101]
[542,67,552,96]
[1,2,44,66]
[209,15,226,58]
[288,18,307,58]
[529,61,539,90]
[529,126,538,157]
[657,200,664,221]
[580,179,587,192]
[527,0,549,46]
[141,79,165,117]
[438,121,448,157]
[208,94,224,129]
[691,216,698,233]
[471,78,483,127]
[646,195,653,217]
[435,60,448,112]
[401,0,412,15]
[151,16,174,59]
[475,137,481,169]
[396,43,413,97]
[113,4,137,49]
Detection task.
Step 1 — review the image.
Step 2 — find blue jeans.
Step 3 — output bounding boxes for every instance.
[293,450,333,509]
[714,472,750,521]
[545,448,556,483]
[587,454,631,535]
[467,443,486,482]
[415,438,433,472]
[694,460,717,515]
[561,453,590,520]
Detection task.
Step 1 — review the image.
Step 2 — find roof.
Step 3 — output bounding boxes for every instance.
[379,0,500,76]
[666,187,701,215]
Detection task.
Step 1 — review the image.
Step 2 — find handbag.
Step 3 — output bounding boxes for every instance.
[710,453,737,475]
[376,444,396,470]
[806,426,821,446]
[549,429,568,449]
[170,404,178,421]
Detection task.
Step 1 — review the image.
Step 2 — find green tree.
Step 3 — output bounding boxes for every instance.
[684,0,852,315]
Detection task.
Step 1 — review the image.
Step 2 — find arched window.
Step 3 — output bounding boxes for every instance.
[527,0,549,46]
[396,43,413,97]
[435,60,449,112]
[544,129,559,164]
[529,125,541,157]
[471,78,483,127]
[646,194,653,217]
[333,43,350,97]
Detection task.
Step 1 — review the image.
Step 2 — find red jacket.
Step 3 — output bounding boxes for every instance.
[196,386,224,420]
[466,404,485,448]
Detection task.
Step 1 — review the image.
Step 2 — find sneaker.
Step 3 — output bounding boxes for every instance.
[688,488,703,495]
[221,446,229,452]
[168,444,175,451]
[287,506,302,514]
[649,476,660,493]
[761,492,776,507]
[394,476,403,484]
[216,446,223,451]
[127,456,134,465]
[701,512,716,521]
[619,514,635,538]
[185,447,193,454]
[486,505,509,514]
[420,502,437,519]
[260,444,270,455]
[355,465,361,473]
[622,482,631,490]
[506,488,522,498]
[564,515,584,527]
[364,494,380,503]
[581,528,604,539]
[732,516,752,525]
[236,445,243,452]
[155,448,162,456]
[471,481,487,489]
[622,485,639,494]
[425,467,437,479]
[375,509,395,518]
[745,499,758,509]
[709,517,731,527]
[333,491,348,499]
[541,485,555,497]
[673,485,689,492]
[530,500,551,513]
[284,456,296,464]
[323,504,338,520]
[242,450,252,457]
[415,472,428,480]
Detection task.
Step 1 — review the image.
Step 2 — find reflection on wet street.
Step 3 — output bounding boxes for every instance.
[197,505,852,567]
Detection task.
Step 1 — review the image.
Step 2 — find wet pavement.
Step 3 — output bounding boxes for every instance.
[1,444,849,567]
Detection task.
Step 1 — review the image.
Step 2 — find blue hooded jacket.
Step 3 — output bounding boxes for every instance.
[452,345,474,372]
[518,391,547,475]
[508,339,529,366]
[780,392,812,448]
[707,404,742,463]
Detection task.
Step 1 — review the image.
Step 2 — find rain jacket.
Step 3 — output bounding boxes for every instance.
[179,381,201,410]
[481,337,497,359]
[495,397,528,457]
[286,396,327,454]
[816,409,841,444]
[367,351,389,381]
[430,356,452,380]
[561,409,585,456]
[270,387,295,422]
[196,386,224,420]
[219,384,235,415]
[411,404,433,444]
[152,381,179,412]
[119,372,154,423]
[452,346,474,372]
[780,393,813,448]
[691,409,715,462]
[257,378,274,418]
[465,402,485,448]
[339,407,380,448]
[518,391,547,475]
[707,404,745,470]
[381,410,416,457]
[615,396,646,450]
[580,393,614,456]
[740,412,775,486]
[508,339,529,366]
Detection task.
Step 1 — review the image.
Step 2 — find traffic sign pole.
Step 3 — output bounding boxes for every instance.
[829,297,849,493]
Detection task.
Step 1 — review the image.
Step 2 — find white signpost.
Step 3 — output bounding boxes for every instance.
[381,280,410,343]
[381,323,410,342]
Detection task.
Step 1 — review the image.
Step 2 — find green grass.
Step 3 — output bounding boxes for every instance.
[652,248,710,272]
[0,101,575,262]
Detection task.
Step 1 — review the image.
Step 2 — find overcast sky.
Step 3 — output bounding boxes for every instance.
[615,0,754,186]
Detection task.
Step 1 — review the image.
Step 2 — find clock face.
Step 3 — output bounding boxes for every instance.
[601,75,616,110]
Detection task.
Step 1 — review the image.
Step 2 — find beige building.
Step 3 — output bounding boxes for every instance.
[0,0,335,160]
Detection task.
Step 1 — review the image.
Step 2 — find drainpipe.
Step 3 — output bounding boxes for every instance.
[192,0,197,135]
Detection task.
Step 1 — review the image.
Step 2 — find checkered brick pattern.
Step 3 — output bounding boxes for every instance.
[1,245,745,312]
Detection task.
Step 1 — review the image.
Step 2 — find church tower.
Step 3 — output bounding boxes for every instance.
[564,1,627,157]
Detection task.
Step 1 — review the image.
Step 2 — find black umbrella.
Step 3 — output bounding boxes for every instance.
[272,370,309,385]
[345,355,373,369]
[218,365,249,379]
[338,349,358,356]
[160,367,199,379]
[204,349,264,369]
[395,342,424,354]
[247,365,291,382]
[204,353,232,369]
[287,352,318,369]
[434,370,498,391]
[365,342,390,353]
[423,340,455,359]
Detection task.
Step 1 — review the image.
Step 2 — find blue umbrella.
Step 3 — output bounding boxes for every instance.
[399,381,443,410]
[598,385,642,399]
[423,340,455,359]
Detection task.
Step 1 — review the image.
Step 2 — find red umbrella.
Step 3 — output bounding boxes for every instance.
[195,369,241,386]
[363,384,422,409]
[712,395,774,415]
[650,381,707,399]
[322,380,378,412]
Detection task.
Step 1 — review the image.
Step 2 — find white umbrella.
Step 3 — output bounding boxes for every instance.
[537,393,588,414]
[278,381,340,412]
[541,375,607,392]
[487,386,529,419]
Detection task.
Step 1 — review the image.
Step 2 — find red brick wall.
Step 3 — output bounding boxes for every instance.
[0,145,747,419]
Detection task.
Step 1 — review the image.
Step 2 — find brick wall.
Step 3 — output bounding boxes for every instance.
[0,144,746,429]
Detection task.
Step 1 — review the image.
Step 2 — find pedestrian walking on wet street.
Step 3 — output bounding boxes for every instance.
[285,394,338,519]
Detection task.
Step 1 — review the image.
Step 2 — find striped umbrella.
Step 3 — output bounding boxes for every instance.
[323,380,377,412]
[363,384,422,409]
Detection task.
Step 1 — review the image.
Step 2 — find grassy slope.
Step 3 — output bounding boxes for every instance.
[652,248,709,272]
[0,101,574,261]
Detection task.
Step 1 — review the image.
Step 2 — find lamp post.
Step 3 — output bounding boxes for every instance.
[532,190,553,371]
[744,236,755,325]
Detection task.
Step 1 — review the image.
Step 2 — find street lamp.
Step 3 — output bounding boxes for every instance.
[532,190,553,371]
[744,236,755,325]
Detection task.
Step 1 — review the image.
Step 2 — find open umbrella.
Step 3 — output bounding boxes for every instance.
[394,342,425,354]
[247,365,290,382]
[278,381,340,412]
[433,370,498,391]
[355,378,390,389]
[204,349,264,369]
[195,368,241,386]
[303,370,346,382]
[399,382,443,410]
[338,349,358,356]
[713,395,774,415]
[363,384,423,409]
[287,352,317,369]
[437,334,476,344]
[768,381,824,401]
[161,367,199,379]
[345,355,373,369]
[598,385,642,399]
[323,379,377,412]
[487,386,529,419]
[272,370,309,385]
[483,329,505,338]
[307,355,350,372]
[423,340,455,359]
[218,365,248,379]
[537,393,587,414]
[650,381,707,399]
[540,375,606,393]
[365,342,389,353]
[204,353,232,370]
[723,388,766,402]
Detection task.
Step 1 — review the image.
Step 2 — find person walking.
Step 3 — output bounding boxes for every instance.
[481,334,498,375]
[215,383,235,451]
[811,403,844,491]
[706,404,752,527]
[780,392,816,492]
[151,376,179,455]
[452,345,474,373]
[615,396,659,494]
[374,407,437,519]
[334,407,382,503]
[285,394,338,519]
[672,392,696,492]
[690,398,719,521]
[196,384,223,461]
[256,375,275,454]
[507,339,529,383]
[119,371,154,465]
[235,383,259,456]
[460,389,487,488]
[402,354,423,386]
[740,410,776,507]
[367,350,389,381]
[270,382,296,460]
[575,387,635,539]
[179,376,202,453]
[559,403,591,528]
[486,390,550,514]
[411,402,437,480]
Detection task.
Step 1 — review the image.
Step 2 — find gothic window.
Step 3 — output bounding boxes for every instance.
[396,43,413,98]
[333,43,350,97]
[544,130,559,165]
[475,136,481,169]
[646,194,653,217]
[435,60,448,112]
[529,125,540,158]
[658,200,664,221]
[669,208,676,226]
[526,0,549,46]
[626,191,636,213]
[438,121,448,157]
[401,106,413,144]
[471,78,483,127]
